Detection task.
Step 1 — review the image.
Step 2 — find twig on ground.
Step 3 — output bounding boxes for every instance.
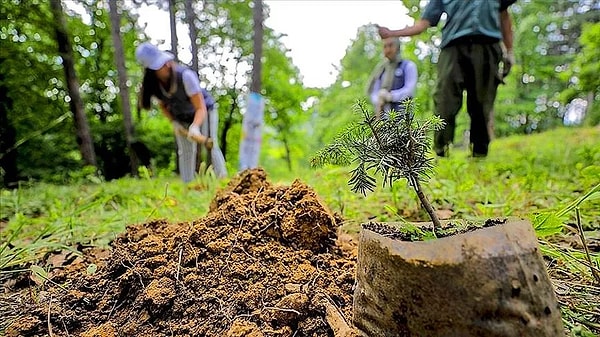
[575,208,600,284]
[262,306,301,315]
[47,294,54,337]
[250,187,264,217]
[176,247,183,281]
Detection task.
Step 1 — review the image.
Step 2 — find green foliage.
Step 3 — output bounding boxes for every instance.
[260,33,315,172]
[311,25,381,148]
[561,22,600,126]
[1,0,143,182]
[0,174,221,269]
[533,183,600,237]
[0,0,314,182]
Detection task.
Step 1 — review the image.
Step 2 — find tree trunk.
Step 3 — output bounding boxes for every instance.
[220,57,242,161]
[167,0,181,175]
[251,0,263,93]
[0,59,19,188]
[184,0,208,169]
[282,134,292,171]
[49,0,97,168]
[237,0,265,171]
[221,88,238,160]
[168,0,178,59]
[185,0,199,74]
[108,0,139,176]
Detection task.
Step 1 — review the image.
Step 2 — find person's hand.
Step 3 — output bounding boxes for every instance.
[172,120,186,135]
[378,89,393,103]
[378,26,392,39]
[187,124,202,140]
[502,49,515,78]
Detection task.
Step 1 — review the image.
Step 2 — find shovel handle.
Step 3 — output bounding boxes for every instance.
[177,129,214,149]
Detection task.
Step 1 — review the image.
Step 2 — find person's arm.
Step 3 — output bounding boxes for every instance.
[500,9,515,78]
[370,79,382,107]
[500,9,513,53]
[189,93,207,128]
[378,19,431,39]
[390,61,418,102]
[181,69,207,136]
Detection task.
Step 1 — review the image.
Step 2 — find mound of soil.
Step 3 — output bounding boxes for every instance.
[2,168,357,337]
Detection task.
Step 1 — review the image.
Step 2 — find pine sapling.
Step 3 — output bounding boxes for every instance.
[311,99,445,230]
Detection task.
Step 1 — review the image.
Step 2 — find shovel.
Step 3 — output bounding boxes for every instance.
[177,128,214,149]
[177,119,227,178]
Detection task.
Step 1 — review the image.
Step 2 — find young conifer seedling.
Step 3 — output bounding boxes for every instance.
[311,99,445,231]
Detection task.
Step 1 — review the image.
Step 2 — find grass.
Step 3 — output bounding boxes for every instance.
[1,125,599,335]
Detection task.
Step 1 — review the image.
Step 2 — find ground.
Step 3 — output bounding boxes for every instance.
[1,168,358,337]
[1,168,598,336]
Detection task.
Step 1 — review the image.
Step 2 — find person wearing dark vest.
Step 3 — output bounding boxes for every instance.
[367,37,418,120]
[378,0,516,157]
[135,42,215,183]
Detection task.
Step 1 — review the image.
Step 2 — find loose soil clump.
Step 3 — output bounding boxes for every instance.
[2,168,357,337]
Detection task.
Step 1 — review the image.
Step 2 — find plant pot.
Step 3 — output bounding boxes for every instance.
[352,218,564,337]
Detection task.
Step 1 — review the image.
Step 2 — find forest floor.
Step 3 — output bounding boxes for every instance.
[1,167,599,336]
[1,168,358,337]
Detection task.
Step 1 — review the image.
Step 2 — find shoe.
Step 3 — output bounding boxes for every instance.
[471,143,488,157]
[435,145,449,157]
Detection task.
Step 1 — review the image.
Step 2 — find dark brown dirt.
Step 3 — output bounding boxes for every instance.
[363,217,508,241]
[1,168,357,337]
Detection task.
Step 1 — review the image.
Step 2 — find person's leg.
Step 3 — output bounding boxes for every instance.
[434,46,465,156]
[466,42,502,157]
[175,132,197,183]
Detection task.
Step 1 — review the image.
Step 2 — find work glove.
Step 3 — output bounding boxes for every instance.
[172,120,186,135]
[187,124,202,140]
[378,89,393,104]
[501,49,515,78]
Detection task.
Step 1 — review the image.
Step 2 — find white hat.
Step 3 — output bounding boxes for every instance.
[135,42,174,70]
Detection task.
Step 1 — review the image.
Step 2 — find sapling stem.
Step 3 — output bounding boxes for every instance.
[412,178,441,230]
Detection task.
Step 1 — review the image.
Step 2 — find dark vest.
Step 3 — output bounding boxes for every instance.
[380,60,411,113]
[156,65,215,124]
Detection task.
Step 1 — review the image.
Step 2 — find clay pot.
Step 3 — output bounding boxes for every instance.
[352,218,564,337]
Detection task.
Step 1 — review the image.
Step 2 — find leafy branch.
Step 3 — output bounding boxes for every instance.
[311,99,445,230]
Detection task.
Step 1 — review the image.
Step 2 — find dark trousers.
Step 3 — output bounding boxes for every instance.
[434,40,502,156]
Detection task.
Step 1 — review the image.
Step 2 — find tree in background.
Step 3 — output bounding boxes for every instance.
[251,0,263,94]
[3,0,596,184]
[0,59,18,187]
[498,0,600,135]
[50,0,97,168]
[560,22,600,126]
[1,1,78,182]
[68,0,145,180]
[168,0,178,58]
[184,0,199,74]
[109,0,140,176]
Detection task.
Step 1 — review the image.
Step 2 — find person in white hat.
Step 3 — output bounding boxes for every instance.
[135,42,216,183]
